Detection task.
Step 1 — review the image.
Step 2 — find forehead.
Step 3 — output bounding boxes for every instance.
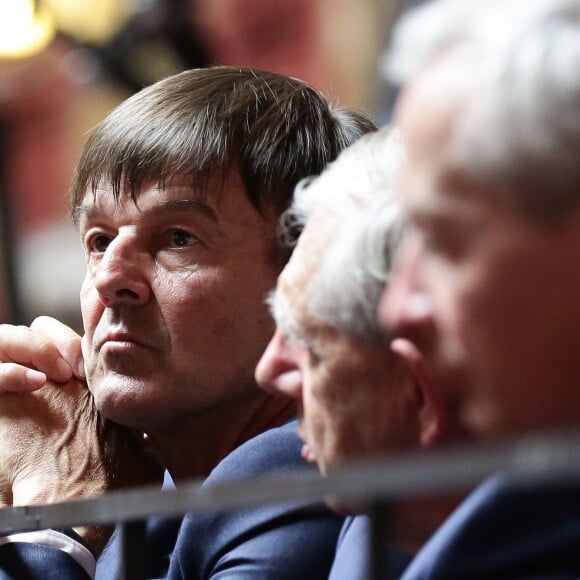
[275,217,334,328]
[280,214,334,287]
[75,169,274,231]
[77,182,214,220]
[395,71,499,225]
[80,165,227,205]
[398,56,470,142]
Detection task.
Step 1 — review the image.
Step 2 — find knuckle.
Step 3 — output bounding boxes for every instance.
[0,363,20,388]
[30,316,51,330]
[35,337,56,359]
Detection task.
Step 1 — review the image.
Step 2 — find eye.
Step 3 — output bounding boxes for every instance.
[87,233,113,253]
[422,227,466,261]
[168,228,200,248]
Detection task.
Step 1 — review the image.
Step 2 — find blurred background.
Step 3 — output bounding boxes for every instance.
[0,0,405,330]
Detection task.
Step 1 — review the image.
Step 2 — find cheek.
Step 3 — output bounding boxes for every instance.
[80,277,102,339]
[159,270,225,323]
[163,273,274,377]
[453,265,504,347]
[425,260,477,349]
[302,377,328,437]
[301,378,319,423]
[307,373,347,444]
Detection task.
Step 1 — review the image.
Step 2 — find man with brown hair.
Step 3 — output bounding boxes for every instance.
[0,65,374,578]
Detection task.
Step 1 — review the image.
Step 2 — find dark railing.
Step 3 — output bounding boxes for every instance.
[0,119,25,324]
[1,429,580,579]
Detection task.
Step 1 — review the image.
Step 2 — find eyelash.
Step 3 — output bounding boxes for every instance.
[421,228,465,260]
[284,330,319,361]
[167,228,200,248]
[85,232,112,254]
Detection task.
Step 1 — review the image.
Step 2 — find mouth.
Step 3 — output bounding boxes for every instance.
[99,331,150,351]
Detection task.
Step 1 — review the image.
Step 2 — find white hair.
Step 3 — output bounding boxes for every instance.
[279,126,405,342]
[384,0,580,223]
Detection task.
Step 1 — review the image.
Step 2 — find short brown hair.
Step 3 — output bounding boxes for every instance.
[71,66,376,218]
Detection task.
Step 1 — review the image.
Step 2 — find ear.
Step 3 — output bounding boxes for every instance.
[390,337,447,447]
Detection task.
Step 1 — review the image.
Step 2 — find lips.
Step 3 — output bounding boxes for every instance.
[98,331,149,350]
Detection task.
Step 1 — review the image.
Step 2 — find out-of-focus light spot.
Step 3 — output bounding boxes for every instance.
[0,0,55,59]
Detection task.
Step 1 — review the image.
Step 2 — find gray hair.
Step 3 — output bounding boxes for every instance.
[279,126,405,342]
[384,0,580,224]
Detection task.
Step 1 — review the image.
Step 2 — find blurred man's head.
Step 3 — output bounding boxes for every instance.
[381,0,580,439]
[256,127,449,476]
[70,66,375,474]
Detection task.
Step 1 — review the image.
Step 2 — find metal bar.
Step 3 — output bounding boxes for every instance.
[118,520,147,580]
[0,119,25,324]
[1,429,580,534]
[369,501,392,580]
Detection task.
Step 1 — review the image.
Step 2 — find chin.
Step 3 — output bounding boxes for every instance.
[89,382,149,428]
[323,496,365,516]
[461,397,503,440]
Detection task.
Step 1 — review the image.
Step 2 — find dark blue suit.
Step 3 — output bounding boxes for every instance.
[1,421,344,579]
[328,475,580,580]
[328,515,412,580]
[400,475,580,579]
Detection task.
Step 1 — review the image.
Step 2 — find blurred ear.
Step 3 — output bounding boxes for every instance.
[390,338,447,447]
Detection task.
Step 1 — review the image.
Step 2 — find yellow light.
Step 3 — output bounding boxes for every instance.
[43,0,133,45]
[0,0,55,59]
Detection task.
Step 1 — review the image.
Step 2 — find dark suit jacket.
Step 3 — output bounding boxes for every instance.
[0,421,344,579]
[400,475,580,579]
[328,515,412,580]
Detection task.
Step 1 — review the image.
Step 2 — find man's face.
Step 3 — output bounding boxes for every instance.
[382,70,580,438]
[256,219,419,475]
[77,171,279,433]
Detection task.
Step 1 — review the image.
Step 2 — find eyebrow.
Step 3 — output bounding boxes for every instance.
[158,199,218,222]
[411,202,486,232]
[73,198,218,228]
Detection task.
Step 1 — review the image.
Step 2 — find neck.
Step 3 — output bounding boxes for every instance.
[147,391,295,481]
[390,492,465,553]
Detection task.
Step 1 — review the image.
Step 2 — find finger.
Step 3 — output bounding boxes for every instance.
[0,362,47,393]
[30,316,85,379]
[0,324,73,383]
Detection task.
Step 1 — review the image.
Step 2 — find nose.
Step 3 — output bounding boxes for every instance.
[91,235,151,307]
[255,330,303,399]
[379,232,435,342]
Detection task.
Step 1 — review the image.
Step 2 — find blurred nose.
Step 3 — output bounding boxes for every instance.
[91,235,151,307]
[255,330,303,399]
[379,232,435,343]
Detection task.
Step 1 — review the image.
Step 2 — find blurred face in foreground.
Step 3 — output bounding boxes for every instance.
[256,216,436,476]
[381,65,580,439]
